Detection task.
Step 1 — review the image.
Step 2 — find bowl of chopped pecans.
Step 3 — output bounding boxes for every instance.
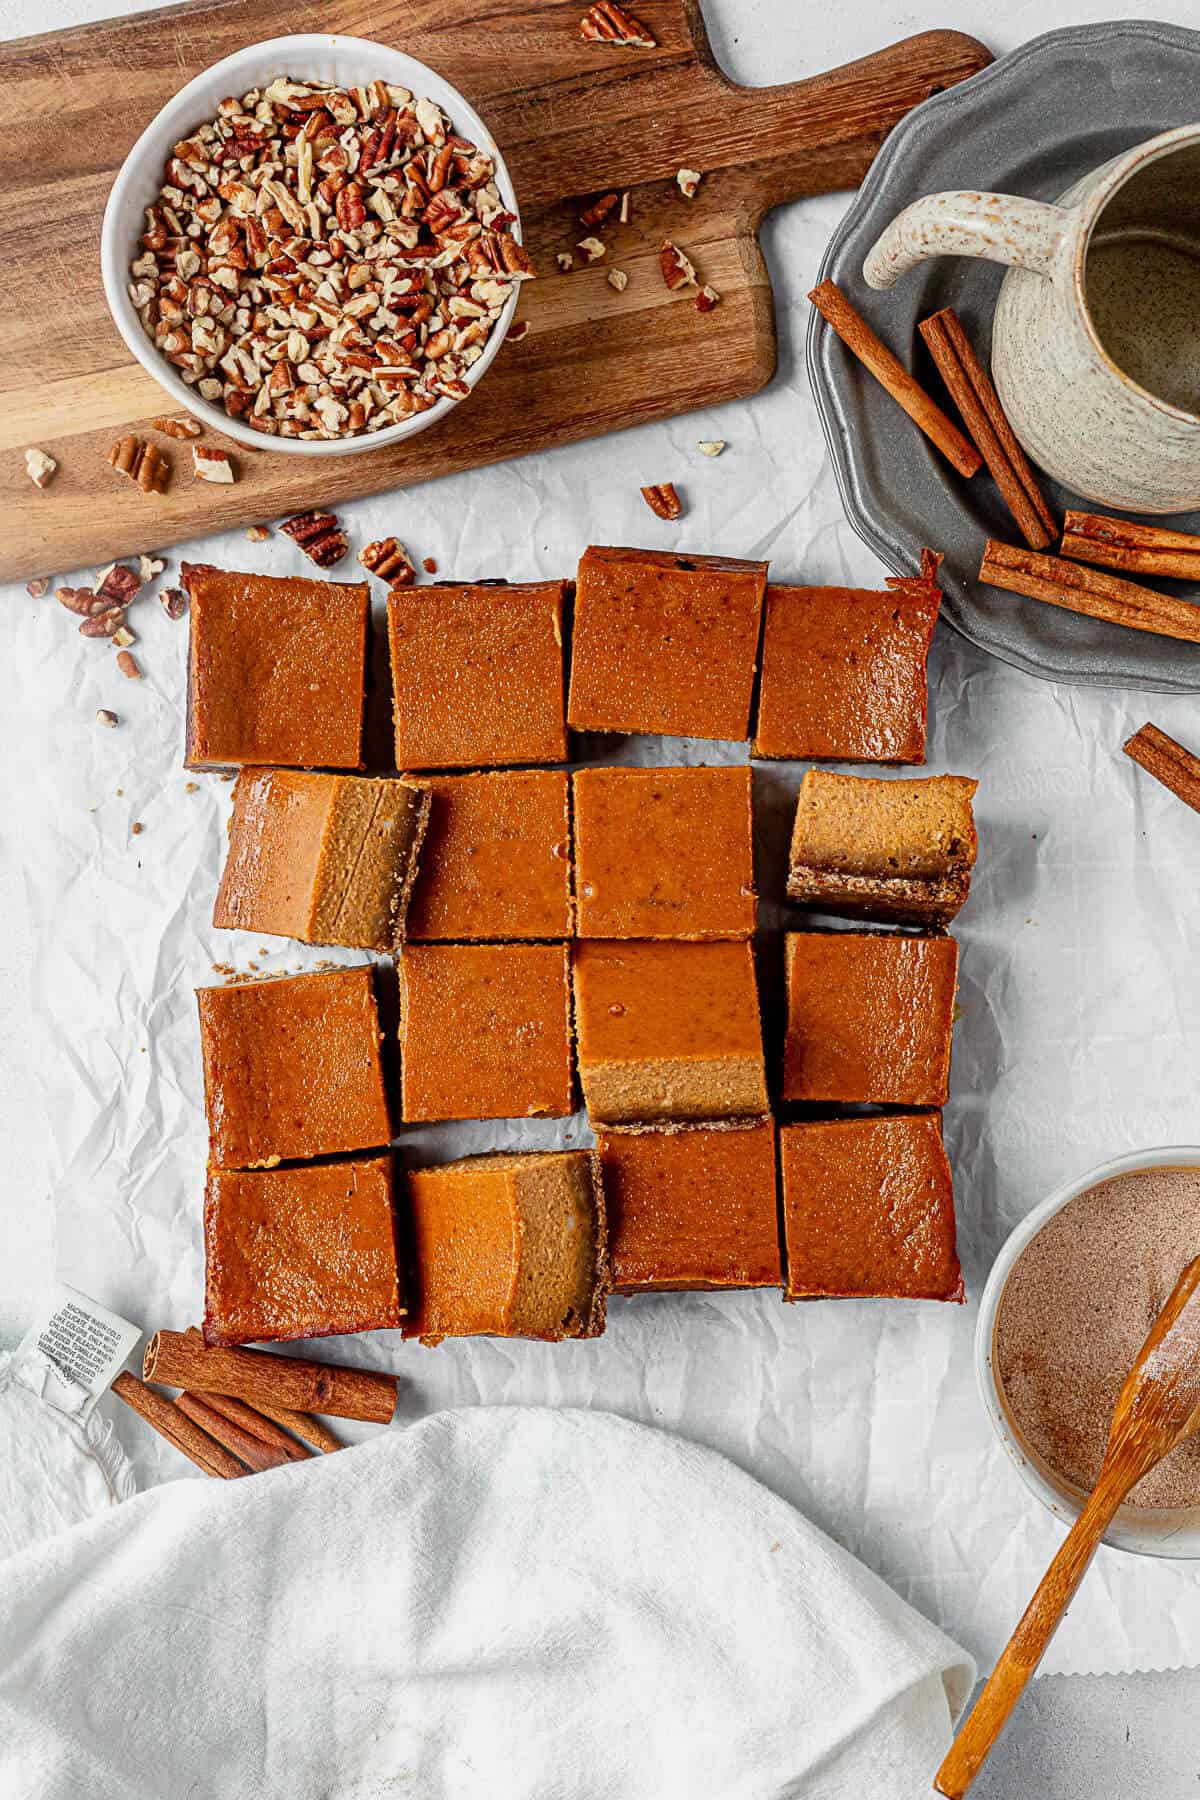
[100,35,531,456]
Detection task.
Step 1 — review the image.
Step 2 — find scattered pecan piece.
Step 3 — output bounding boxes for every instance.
[185,781,199,794]
[422,556,438,575]
[579,192,619,228]
[111,624,137,649]
[151,414,202,440]
[107,435,169,493]
[193,445,235,484]
[659,240,697,291]
[94,564,143,608]
[619,190,631,224]
[131,822,144,836]
[246,525,271,543]
[577,236,606,264]
[607,268,629,293]
[281,510,349,567]
[695,284,721,313]
[698,439,726,457]
[57,587,108,618]
[359,537,416,584]
[556,252,574,274]
[507,320,529,343]
[159,587,188,620]
[25,447,57,489]
[138,555,166,582]
[641,482,683,520]
[116,650,142,679]
[676,168,702,200]
[96,709,119,729]
[80,606,130,639]
[25,577,49,599]
[580,2,656,47]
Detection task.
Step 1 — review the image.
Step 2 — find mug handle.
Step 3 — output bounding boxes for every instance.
[863,191,1071,289]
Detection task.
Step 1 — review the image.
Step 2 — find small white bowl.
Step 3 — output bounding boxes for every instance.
[100,33,522,458]
[976,1145,1200,1558]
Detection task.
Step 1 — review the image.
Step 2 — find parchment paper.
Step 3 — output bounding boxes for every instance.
[5,0,1200,1681]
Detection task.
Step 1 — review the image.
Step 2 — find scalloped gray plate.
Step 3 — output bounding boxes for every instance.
[808,19,1200,693]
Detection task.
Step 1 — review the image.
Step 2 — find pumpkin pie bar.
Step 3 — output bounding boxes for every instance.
[752,550,943,762]
[203,1154,403,1347]
[782,930,957,1106]
[183,564,369,770]
[214,769,429,951]
[567,547,768,740]
[779,1115,963,1301]
[573,939,767,1125]
[787,770,979,928]
[399,943,573,1121]
[198,966,391,1169]
[407,770,572,941]
[387,580,568,769]
[572,764,755,939]
[402,1150,608,1342]
[597,1118,780,1292]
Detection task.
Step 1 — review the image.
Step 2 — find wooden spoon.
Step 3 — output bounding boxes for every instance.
[936,1255,1200,1797]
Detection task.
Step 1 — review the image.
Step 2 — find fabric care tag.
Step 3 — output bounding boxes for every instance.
[14,1286,141,1422]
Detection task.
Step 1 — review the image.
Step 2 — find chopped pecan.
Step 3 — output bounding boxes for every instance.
[607,268,629,293]
[695,283,721,313]
[160,586,188,619]
[556,252,574,274]
[641,482,683,520]
[94,564,143,608]
[246,524,271,542]
[281,509,349,567]
[659,240,697,291]
[107,435,169,493]
[79,605,130,639]
[577,236,606,264]
[697,439,726,457]
[619,190,632,224]
[676,168,702,200]
[359,536,416,584]
[24,447,57,489]
[192,445,236,483]
[116,650,142,679]
[25,577,49,599]
[138,555,166,582]
[57,586,109,618]
[111,624,137,649]
[151,414,203,439]
[579,192,619,228]
[422,556,438,574]
[507,319,529,342]
[96,709,119,729]
[579,2,656,47]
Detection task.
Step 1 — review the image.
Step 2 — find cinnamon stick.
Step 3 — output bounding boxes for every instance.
[1062,511,1200,582]
[197,1392,313,1462]
[979,540,1200,645]
[809,280,982,480]
[176,1393,295,1474]
[919,308,1055,548]
[1123,723,1200,815]
[143,1328,397,1424]
[253,1402,343,1454]
[112,1371,243,1479]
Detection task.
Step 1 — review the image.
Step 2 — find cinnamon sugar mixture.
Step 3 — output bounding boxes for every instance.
[995,1166,1200,1509]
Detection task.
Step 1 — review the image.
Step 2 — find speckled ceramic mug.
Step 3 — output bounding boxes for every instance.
[863,124,1200,513]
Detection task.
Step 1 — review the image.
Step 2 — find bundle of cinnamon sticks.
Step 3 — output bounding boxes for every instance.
[112,1328,400,1478]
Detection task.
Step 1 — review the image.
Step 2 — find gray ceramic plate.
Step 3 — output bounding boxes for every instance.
[809,19,1200,693]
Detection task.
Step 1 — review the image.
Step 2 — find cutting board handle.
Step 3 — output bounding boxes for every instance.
[699,27,993,220]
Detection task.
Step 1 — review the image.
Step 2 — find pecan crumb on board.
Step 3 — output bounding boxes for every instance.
[579,3,656,47]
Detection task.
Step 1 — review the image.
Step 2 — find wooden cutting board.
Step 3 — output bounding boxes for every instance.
[0,2,990,582]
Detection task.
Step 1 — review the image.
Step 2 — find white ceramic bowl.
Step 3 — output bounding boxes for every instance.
[976,1144,1200,1558]
[100,33,522,458]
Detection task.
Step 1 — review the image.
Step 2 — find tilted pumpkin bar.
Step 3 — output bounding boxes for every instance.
[198,966,391,1169]
[597,1118,780,1293]
[780,1115,963,1302]
[573,939,767,1125]
[407,770,572,941]
[568,547,768,740]
[402,1150,608,1343]
[214,769,430,951]
[204,1154,403,1347]
[572,764,755,939]
[388,581,569,770]
[787,770,978,928]
[782,930,957,1107]
[399,943,573,1121]
[753,550,942,762]
[183,565,369,770]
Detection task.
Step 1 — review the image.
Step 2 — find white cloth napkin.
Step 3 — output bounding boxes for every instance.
[0,1406,972,1799]
[0,1354,134,1560]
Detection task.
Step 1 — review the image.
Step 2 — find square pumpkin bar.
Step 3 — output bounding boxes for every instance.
[780,1115,963,1302]
[573,939,767,1125]
[388,581,568,769]
[568,547,768,740]
[198,966,391,1169]
[214,769,429,951]
[407,770,572,941]
[597,1118,780,1292]
[402,1150,608,1343]
[572,764,755,939]
[753,550,943,762]
[204,1154,403,1347]
[399,943,573,1121]
[782,930,957,1107]
[183,564,369,770]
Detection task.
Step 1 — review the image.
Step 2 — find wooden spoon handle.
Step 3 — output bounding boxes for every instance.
[934,1476,1126,1796]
